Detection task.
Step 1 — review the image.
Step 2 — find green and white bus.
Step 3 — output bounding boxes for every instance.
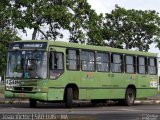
[5,41,158,108]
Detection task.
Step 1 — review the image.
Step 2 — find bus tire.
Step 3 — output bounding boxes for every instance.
[65,88,73,108]
[91,100,97,106]
[124,88,135,106]
[29,99,37,108]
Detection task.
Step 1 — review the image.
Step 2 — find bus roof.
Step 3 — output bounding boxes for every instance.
[13,40,157,57]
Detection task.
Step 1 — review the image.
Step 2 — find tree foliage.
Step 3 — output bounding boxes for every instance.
[5,1,160,52]
[103,5,160,51]
[0,0,21,75]
[1,1,160,75]
[9,0,72,40]
[8,0,99,43]
[85,11,104,46]
[7,0,105,45]
[68,0,103,45]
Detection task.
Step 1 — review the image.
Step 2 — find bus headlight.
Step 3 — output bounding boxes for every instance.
[6,86,14,91]
[34,87,48,92]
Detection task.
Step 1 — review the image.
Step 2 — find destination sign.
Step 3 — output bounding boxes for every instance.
[9,42,47,50]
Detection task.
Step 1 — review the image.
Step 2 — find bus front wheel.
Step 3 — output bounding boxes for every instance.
[29,99,37,108]
[65,88,73,108]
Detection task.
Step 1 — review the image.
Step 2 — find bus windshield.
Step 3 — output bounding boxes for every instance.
[6,50,47,79]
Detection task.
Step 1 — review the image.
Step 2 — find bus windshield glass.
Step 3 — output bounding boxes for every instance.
[6,50,47,79]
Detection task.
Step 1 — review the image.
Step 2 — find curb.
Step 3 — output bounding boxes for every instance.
[0,99,160,105]
[134,100,160,104]
[0,100,29,104]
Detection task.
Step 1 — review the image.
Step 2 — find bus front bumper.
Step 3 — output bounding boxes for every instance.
[4,91,48,101]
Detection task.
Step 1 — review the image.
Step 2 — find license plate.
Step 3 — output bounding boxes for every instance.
[6,79,20,86]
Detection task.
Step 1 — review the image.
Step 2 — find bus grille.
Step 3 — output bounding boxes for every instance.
[13,80,37,92]
[14,87,33,92]
[19,80,37,86]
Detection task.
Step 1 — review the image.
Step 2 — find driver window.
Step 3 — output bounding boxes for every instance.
[27,59,38,78]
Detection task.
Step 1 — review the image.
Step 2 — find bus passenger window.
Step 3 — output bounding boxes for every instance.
[125,55,136,73]
[80,51,95,71]
[138,57,147,74]
[49,52,64,79]
[148,58,157,75]
[111,54,123,73]
[66,49,79,70]
[96,52,109,72]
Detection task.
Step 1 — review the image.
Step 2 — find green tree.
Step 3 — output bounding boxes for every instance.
[9,0,73,40]
[0,0,21,75]
[68,0,102,44]
[85,11,104,46]
[9,0,90,42]
[103,5,160,51]
[9,0,101,44]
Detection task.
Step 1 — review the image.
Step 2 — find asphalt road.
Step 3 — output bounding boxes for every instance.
[0,102,160,120]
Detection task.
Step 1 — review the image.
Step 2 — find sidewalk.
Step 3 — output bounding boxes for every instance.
[135,94,160,104]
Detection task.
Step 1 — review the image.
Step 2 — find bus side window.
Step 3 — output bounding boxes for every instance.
[125,55,136,73]
[96,52,110,72]
[66,49,79,70]
[49,52,64,79]
[148,58,157,75]
[80,51,95,71]
[111,54,123,73]
[137,56,148,74]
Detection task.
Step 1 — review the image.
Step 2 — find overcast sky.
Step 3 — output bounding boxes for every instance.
[88,0,160,14]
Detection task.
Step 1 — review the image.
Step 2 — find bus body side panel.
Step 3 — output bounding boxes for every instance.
[136,89,158,98]
[48,71,81,101]
[79,72,110,100]
[136,74,158,98]
[109,73,137,99]
[5,91,48,101]
[48,88,64,101]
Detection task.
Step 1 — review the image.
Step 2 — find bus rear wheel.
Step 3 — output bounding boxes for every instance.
[65,88,73,108]
[29,99,37,108]
[118,88,135,106]
[123,88,135,106]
